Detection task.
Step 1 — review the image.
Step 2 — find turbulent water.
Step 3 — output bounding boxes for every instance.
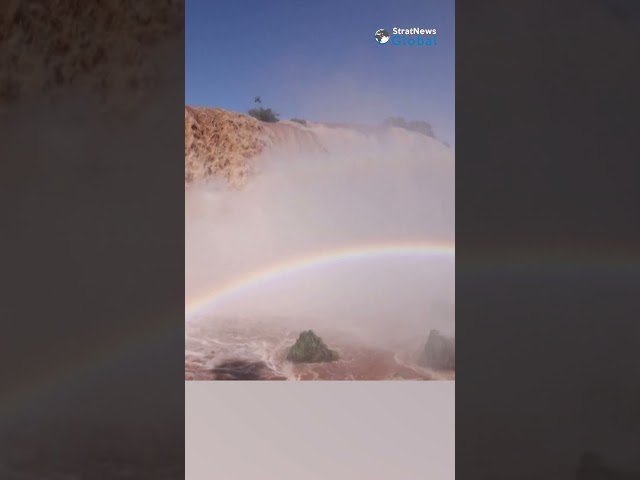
[185,317,454,381]
[185,117,455,381]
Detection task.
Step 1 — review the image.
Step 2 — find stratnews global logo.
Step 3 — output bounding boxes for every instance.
[374,27,438,46]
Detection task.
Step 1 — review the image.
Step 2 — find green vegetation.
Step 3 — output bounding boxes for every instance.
[248,96,280,123]
[382,116,434,137]
[286,330,339,363]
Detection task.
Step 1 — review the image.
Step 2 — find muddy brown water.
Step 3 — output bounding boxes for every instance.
[185,318,454,381]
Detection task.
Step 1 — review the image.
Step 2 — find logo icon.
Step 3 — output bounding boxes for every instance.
[375,29,390,44]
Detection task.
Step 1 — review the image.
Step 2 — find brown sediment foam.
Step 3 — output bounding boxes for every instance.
[184,107,326,187]
[184,320,455,381]
[185,107,268,187]
[264,120,327,154]
[183,106,453,187]
[185,343,453,381]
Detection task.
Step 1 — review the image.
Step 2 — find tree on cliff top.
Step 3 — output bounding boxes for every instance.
[383,117,434,137]
[248,96,279,123]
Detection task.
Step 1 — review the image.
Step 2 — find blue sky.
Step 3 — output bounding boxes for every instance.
[186,0,455,145]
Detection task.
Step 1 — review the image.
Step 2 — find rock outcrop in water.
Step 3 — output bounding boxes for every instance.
[212,360,286,381]
[421,330,455,370]
[286,330,339,363]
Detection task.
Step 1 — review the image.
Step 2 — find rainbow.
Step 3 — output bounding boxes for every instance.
[185,240,455,318]
[8,246,637,415]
